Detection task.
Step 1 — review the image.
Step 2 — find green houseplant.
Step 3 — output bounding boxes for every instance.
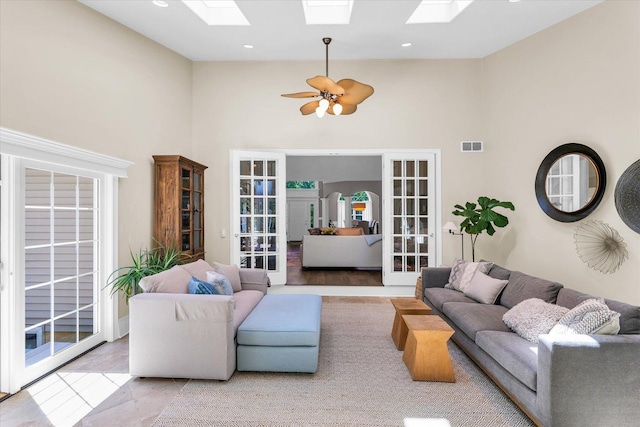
[106,243,185,302]
[452,196,515,261]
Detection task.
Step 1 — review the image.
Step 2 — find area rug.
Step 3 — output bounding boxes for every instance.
[153,299,534,427]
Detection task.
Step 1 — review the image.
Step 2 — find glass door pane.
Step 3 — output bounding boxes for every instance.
[383,154,436,286]
[232,152,286,285]
[24,169,99,367]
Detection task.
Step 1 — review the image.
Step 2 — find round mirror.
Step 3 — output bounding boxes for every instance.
[535,143,606,222]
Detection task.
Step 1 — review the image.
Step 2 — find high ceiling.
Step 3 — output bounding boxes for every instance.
[78,0,603,62]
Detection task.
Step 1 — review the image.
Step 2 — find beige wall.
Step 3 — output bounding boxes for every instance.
[193,59,484,264]
[0,1,193,317]
[480,0,640,303]
[2,0,638,316]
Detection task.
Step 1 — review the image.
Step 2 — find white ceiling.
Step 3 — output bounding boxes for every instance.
[78,0,603,62]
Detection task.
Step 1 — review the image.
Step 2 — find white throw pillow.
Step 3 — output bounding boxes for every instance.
[549,298,621,336]
[464,270,509,304]
[213,262,242,292]
[503,298,569,343]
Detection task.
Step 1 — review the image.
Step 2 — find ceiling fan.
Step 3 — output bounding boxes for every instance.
[281,37,374,117]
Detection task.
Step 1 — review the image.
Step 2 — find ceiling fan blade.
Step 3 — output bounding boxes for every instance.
[300,100,320,115]
[281,91,320,98]
[307,76,345,95]
[328,103,357,115]
[336,79,374,105]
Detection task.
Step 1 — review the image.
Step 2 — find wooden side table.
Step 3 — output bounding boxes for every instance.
[390,298,432,350]
[402,315,455,382]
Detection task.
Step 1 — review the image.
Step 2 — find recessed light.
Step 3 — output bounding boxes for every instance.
[401,42,412,47]
[153,0,169,7]
[243,44,254,49]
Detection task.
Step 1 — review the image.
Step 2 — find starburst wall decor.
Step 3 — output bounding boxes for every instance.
[574,220,628,274]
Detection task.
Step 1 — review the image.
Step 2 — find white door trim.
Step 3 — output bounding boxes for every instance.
[229,148,442,288]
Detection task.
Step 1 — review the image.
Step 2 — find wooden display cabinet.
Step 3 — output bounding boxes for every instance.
[153,155,208,260]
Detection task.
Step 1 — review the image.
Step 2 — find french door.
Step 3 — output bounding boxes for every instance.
[382,152,439,286]
[231,151,287,285]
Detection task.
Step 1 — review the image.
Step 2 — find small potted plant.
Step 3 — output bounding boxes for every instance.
[106,242,185,302]
[452,196,515,261]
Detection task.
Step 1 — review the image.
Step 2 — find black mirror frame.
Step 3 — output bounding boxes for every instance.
[535,143,606,223]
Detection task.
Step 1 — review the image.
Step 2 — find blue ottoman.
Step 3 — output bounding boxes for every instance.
[236,294,322,373]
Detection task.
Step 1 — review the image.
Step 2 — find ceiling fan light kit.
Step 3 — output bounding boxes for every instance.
[281,38,374,117]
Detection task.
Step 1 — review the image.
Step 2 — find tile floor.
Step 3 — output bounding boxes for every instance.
[0,335,186,427]
[0,297,391,426]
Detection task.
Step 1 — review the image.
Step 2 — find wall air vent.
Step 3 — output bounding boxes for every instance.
[460,141,483,152]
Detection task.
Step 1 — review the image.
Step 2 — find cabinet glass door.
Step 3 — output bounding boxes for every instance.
[193,169,204,253]
[181,167,191,252]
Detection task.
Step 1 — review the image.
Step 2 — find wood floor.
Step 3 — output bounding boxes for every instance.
[286,241,383,286]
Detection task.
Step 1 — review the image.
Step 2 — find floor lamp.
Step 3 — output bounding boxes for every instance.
[443,222,464,260]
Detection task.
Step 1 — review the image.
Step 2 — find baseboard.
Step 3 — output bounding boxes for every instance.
[118,315,129,338]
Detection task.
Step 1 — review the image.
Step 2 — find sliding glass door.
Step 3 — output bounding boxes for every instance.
[24,168,99,368]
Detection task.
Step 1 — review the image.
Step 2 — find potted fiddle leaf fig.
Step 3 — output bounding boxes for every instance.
[106,242,185,302]
[452,196,515,261]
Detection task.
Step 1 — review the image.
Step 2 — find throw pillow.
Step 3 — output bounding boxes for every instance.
[464,270,509,304]
[336,227,364,236]
[445,259,493,293]
[503,298,569,343]
[205,271,234,296]
[213,262,242,292]
[138,265,192,293]
[179,259,214,281]
[549,298,621,336]
[188,276,219,295]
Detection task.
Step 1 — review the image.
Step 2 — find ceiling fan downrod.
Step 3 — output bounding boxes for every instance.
[323,37,331,77]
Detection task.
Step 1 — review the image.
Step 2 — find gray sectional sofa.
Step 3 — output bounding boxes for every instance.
[420,264,640,427]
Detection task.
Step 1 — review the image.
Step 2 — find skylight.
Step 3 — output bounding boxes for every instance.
[407,0,474,24]
[181,0,250,26]
[302,0,354,25]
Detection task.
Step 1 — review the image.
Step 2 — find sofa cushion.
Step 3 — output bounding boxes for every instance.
[487,263,511,281]
[213,262,242,292]
[206,271,234,296]
[476,330,539,392]
[188,276,220,295]
[232,290,265,332]
[503,298,569,343]
[179,259,214,281]
[445,259,493,292]
[464,271,509,304]
[424,287,476,312]
[237,294,322,347]
[499,271,563,309]
[139,265,191,293]
[239,268,268,287]
[550,299,621,335]
[557,288,640,334]
[442,302,510,341]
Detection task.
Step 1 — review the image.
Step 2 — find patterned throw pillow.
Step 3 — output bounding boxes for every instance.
[445,259,493,293]
[206,271,234,296]
[550,299,621,335]
[188,276,220,295]
[503,298,569,343]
